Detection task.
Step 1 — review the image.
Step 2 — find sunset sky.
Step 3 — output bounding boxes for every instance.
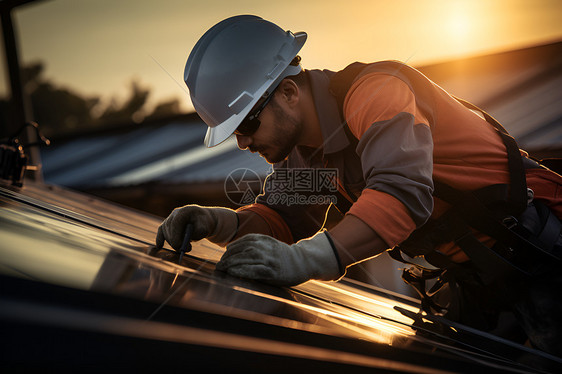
[9,0,562,113]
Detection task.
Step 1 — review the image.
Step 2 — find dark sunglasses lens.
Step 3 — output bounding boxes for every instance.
[235,117,260,136]
[235,91,274,136]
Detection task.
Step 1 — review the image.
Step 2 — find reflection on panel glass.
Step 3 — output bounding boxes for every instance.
[91,246,416,348]
[0,184,418,352]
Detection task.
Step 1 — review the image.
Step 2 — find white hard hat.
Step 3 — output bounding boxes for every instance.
[184,15,307,147]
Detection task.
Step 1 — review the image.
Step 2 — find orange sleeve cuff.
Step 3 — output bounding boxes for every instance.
[347,189,417,247]
[236,203,294,244]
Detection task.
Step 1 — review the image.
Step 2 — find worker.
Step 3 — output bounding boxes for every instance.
[155,15,562,356]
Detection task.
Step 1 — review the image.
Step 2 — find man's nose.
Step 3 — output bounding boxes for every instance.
[236,134,252,150]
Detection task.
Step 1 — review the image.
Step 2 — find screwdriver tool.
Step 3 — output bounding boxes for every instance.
[178,223,193,264]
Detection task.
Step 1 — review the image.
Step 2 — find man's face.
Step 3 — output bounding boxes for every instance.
[235,95,302,164]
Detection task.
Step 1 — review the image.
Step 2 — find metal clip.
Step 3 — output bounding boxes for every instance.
[526,188,534,205]
[502,216,519,229]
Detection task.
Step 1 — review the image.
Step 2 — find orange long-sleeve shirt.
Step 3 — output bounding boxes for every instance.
[241,61,562,264]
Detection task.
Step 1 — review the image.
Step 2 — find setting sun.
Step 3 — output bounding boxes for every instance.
[448,13,471,40]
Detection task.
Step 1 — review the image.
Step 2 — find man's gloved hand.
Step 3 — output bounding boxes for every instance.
[156,205,238,249]
[216,231,344,286]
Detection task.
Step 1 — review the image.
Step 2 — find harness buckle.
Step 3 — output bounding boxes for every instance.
[502,216,518,229]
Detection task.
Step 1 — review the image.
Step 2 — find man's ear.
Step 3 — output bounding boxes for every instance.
[277,78,299,106]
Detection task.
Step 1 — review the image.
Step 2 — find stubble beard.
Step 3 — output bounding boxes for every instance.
[261,100,302,164]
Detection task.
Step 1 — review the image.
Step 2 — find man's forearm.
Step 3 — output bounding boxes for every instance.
[231,209,275,240]
[328,214,389,268]
[234,209,390,267]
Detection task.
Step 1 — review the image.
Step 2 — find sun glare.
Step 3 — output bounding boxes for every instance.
[448,14,471,40]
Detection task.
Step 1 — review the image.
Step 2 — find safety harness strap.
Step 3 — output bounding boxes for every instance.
[454,96,528,216]
[434,180,561,274]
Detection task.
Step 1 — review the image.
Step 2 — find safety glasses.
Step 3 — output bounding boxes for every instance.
[234,90,276,136]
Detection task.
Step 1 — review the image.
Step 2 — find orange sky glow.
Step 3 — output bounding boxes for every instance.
[6,0,562,113]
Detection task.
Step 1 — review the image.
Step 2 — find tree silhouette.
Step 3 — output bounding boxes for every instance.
[145,99,181,122]
[6,61,183,139]
[23,61,100,136]
[98,80,150,124]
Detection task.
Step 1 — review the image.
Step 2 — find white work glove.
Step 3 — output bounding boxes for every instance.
[216,231,343,286]
[155,205,238,249]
